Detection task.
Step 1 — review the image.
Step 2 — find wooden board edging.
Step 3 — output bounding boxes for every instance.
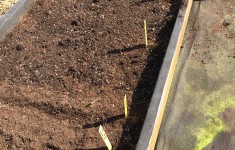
[136,1,193,149]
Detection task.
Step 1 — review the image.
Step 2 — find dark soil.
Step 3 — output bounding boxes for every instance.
[0,0,181,149]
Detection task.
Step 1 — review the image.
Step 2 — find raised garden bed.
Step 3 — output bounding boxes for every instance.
[0,0,181,149]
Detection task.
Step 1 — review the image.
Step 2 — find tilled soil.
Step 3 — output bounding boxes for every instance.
[0,0,181,149]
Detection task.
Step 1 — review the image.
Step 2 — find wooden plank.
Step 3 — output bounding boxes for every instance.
[136,0,193,149]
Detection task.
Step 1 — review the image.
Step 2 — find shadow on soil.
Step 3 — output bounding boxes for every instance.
[83,114,125,129]
[116,1,182,149]
[137,0,155,4]
[108,44,145,55]
[79,147,107,150]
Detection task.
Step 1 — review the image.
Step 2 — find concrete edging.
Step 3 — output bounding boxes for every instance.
[0,0,35,41]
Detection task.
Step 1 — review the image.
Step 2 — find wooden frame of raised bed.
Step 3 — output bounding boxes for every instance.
[0,0,192,149]
[137,0,193,149]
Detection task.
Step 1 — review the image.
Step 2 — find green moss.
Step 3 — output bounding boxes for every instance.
[192,92,235,150]
[193,117,228,150]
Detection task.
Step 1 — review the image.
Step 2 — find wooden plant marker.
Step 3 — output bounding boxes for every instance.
[124,94,128,118]
[99,125,112,150]
[144,19,148,49]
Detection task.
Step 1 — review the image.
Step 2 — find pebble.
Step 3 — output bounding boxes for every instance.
[223,15,234,26]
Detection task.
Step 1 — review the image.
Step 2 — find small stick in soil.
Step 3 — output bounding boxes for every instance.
[99,125,112,150]
[144,19,148,49]
[85,98,100,108]
[124,94,128,118]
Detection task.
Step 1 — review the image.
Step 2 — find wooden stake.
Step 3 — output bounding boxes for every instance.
[144,19,148,49]
[124,94,128,118]
[99,125,112,150]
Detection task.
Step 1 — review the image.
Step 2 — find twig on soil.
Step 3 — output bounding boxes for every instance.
[85,98,100,108]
